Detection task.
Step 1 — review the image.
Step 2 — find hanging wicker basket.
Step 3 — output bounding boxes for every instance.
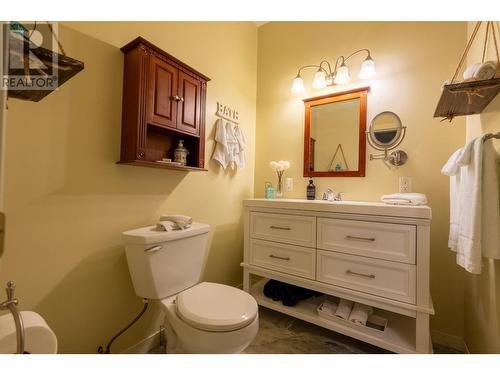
[434,21,500,121]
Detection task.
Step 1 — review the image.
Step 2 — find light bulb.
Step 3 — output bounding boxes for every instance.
[312,70,327,89]
[359,56,376,79]
[334,64,350,85]
[291,75,305,93]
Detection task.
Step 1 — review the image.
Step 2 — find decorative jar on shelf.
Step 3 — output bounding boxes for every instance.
[174,140,189,166]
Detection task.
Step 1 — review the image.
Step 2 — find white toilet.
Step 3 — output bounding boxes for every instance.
[122,222,259,354]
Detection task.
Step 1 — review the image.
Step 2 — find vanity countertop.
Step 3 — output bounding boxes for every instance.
[244,198,431,219]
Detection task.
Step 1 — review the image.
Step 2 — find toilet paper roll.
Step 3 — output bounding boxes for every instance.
[334,298,354,320]
[348,302,374,326]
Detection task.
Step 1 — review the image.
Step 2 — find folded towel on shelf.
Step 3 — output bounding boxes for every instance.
[318,300,337,316]
[159,214,192,230]
[463,63,481,80]
[348,303,374,326]
[463,61,497,81]
[380,193,428,206]
[334,299,354,320]
[263,279,322,307]
[474,61,497,80]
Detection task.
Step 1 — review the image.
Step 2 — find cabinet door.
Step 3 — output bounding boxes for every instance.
[147,55,178,129]
[177,71,201,135]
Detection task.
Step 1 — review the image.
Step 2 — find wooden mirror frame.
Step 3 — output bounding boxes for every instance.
[303,87,369,177]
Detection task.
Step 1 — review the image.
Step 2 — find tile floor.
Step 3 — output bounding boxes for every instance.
[149,306,462,354]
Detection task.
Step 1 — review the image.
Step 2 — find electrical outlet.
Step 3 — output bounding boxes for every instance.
[286,177,293,192]
[399,176,412,193]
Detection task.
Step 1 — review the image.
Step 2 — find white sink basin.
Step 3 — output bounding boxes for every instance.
[0,311,57,353]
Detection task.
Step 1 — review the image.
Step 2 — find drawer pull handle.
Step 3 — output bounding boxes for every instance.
[346,270,376,279]
[345,235,376,242]
[269,254,291,261]
[269,225,291,231]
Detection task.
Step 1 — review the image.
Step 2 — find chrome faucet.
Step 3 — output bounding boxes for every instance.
[0,281,25,354]
[322,189,343,202]
[322,189,334,201]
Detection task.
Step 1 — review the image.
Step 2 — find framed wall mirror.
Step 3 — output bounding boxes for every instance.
[303,87,368,177]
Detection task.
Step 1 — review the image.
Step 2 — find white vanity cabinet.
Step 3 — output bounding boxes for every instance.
[242,199,434,354]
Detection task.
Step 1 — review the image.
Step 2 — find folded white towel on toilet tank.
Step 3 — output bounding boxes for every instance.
[158,214,193,230]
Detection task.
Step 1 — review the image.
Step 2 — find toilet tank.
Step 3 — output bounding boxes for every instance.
[122,222,210,299]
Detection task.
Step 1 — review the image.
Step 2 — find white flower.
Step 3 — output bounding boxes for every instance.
[270,160,290,172]
[269,161,280,170]
[280,161,290,170]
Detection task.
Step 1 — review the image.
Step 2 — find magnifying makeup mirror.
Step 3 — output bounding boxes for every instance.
[366,111,407,166]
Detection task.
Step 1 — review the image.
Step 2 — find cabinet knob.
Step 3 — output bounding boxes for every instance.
[171,95,184,102]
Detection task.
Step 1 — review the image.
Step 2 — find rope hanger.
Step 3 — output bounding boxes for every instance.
[451,21,499,84]
[440,21,500,122]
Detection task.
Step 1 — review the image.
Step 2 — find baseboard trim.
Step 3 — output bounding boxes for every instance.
[431,330,467,353]
[463,341,471,354]
[120,329,162,354]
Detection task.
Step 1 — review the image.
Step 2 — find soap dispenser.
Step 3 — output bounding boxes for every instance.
[306,179,316,200]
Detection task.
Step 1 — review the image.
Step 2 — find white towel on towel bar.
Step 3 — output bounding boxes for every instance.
[441,135,500,274]
[481,139,500,260]
[441,148,464,250]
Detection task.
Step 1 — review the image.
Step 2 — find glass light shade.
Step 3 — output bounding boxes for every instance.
[334,65,350,85]
[358,57,376,79]
[312,70,327,89]
[291,76,305,93]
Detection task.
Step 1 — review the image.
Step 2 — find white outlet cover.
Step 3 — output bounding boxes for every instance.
[399,176,412,193]
[286,177,293,191]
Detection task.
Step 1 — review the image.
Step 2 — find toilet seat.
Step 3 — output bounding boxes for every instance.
[176,282,258,332]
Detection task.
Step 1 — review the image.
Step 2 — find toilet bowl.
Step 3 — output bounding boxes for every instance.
[123,221,259,354]
[161,282,258,353]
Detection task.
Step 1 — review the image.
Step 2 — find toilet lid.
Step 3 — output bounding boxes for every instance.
[176,282,258,332]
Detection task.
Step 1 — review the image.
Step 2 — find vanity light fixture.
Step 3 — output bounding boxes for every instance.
[291,49,376,93]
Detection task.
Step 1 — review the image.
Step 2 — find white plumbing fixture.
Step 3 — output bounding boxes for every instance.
[122,222,258,354]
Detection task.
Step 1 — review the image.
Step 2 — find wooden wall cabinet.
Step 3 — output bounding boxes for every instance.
[118,37,210,171]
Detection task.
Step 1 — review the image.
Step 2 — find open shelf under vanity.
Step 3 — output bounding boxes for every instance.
[249,277,419,354]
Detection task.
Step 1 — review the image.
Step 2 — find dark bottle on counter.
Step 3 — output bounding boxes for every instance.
[306,179,316,200]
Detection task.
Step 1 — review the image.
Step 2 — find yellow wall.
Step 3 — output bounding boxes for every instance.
[0,22,257,353]
[255,22,467,337]
[463,21,500,353]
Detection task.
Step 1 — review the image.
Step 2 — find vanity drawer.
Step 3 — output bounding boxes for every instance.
[249,239,316,279]
[317,250,416,304]
[250,212,316,248]
[317,218,416,264]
